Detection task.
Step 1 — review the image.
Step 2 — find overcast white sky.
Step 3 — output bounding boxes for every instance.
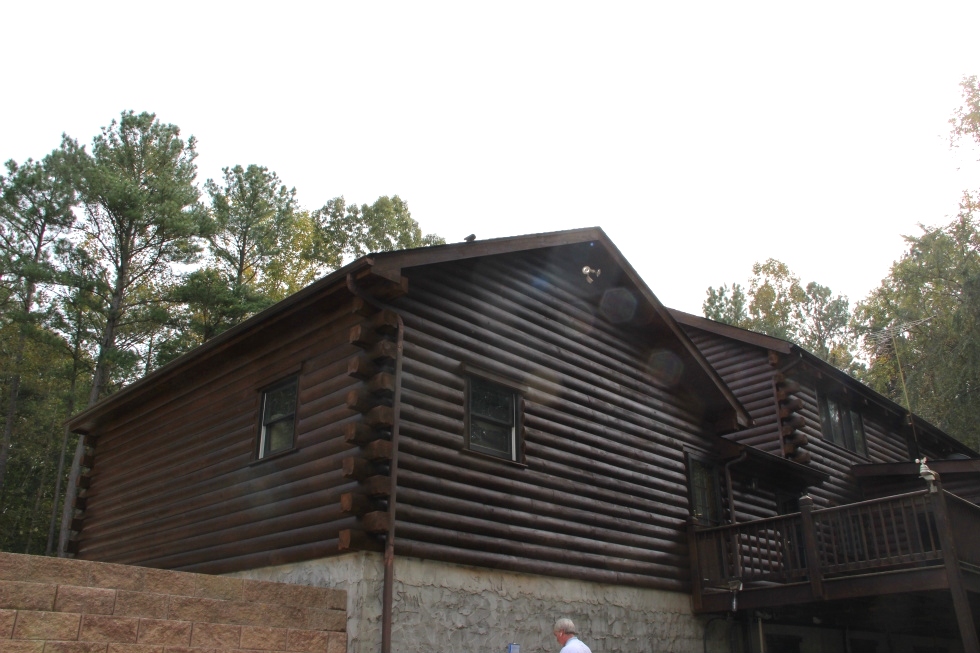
[4,1,980,314]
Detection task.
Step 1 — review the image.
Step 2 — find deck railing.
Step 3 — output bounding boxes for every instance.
[691,489,953,594]
[945,491,980,569]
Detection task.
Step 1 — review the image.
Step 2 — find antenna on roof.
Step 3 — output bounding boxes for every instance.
[865,316,935,455]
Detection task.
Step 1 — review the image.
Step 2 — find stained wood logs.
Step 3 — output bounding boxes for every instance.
[774,372,810,464]
[340,306,401,549]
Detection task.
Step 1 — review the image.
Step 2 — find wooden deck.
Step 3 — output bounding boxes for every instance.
[689,487,980,619]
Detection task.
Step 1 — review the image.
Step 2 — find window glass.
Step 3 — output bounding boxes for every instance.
[471,378,514,424]
[467,376,519,461]
[817,390,867,456]
[849,409,867,455]
[259,378,298,458]
[690,459,721,525]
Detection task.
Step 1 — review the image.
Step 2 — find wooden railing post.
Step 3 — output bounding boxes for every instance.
[799,495,824,600]
[929,484,980,653]
[688,518,704,612]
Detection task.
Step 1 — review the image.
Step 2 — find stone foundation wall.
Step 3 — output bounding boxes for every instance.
[234,553,720,653]
[0,552,347,652]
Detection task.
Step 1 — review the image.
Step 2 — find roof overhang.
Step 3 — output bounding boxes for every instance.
[669,308,979,460]
[69,228,750,434]
[709,436,829,491]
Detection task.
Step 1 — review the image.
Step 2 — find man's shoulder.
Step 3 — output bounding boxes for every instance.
[561,639,592,653]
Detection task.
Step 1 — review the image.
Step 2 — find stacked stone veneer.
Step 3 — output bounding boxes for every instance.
[0,552,346,653]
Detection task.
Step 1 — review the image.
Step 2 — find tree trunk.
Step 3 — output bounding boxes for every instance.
[59,281,124,556]
[46,427,70,556]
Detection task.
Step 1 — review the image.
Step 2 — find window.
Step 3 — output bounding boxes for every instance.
[688,457,722,526]
[818,391,867,455]
[258,377,298,458]
[465,374,523,462]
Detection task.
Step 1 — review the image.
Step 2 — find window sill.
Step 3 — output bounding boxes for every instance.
[250,447,299,465]
[818,437,869,461]
[460,447,527,469]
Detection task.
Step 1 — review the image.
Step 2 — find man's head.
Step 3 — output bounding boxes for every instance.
[553,618,577,646]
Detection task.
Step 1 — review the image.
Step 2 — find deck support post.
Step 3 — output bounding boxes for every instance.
[930,486,979,653]
[799,495,824,600]
[688,518,704,611]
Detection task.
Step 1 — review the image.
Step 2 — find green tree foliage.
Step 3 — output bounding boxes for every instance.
[152,164,295,365]
[856,209,980,450]
[59,111,210,553]
[850,75,980,448]
[65,110,209,401]
[205,165,296,289]
[0,151,77,498]
[154,267,271,366]
[951,75,980,149]
[0,110,445,556]
[704,259,857,370]
[310,195,445,266]
[158,194,446,365]
[0,323,75,553]
[258,209,324,301]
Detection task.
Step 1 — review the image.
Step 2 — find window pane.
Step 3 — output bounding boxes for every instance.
[470,378,514,425]
[827,396,845,446]
[819,394,834,439]
[260,378,298,458]
[267,419,294,453]
[691,460,719,525]
[850,409,867,455]
[470,418,512,456]
[265,384,297,423]
[819,391,867,455]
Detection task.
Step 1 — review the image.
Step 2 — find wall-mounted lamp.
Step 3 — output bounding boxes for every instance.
[582,266,601,284]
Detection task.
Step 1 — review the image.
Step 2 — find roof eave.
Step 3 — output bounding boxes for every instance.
[68,227,751,435]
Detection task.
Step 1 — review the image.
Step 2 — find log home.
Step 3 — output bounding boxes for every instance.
[66,228,980,653]
[672,311,980,652]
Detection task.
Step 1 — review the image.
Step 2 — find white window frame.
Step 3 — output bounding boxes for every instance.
[257,376,299,459]
[463,367,526,463]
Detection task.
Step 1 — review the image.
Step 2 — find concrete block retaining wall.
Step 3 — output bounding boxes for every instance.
[0,552,347,652]
[233,553,719,653]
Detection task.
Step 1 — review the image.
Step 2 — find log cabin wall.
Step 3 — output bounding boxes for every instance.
[791,383,874,507]
[74,239,736,589]
[75,285,377,573]
[386,251,726,593]
[681,327,782,457]
[680,324,922,510]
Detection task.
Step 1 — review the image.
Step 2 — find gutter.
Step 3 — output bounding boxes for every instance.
[346,273,404,653]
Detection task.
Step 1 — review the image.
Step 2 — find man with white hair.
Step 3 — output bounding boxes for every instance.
[553,617,592,653]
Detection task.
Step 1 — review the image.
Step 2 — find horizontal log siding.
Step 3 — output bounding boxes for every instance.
[792,385,909,508]
[681,329,782,457]
[682,324,921,512]
[864,415,909,461]
[390,259,721,591]
[77,293,368,571]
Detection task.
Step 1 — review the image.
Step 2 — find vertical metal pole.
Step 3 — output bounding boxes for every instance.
[757,616,765,653]
[347,274,404,653]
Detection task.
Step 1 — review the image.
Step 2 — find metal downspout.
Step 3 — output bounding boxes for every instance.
[346,274,404,653]
[724,451,748,606]
[723,452,747,525]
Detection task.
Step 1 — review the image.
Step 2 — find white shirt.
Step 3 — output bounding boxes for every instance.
[560,636,592,653]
